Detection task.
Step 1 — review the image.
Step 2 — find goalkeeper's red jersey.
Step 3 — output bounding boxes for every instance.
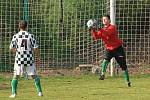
[92,24,123,51]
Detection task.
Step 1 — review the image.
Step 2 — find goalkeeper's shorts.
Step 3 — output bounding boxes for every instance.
[104,45,127,70]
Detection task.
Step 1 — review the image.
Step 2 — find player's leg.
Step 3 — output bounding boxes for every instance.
[10,64,23,98]
[10,75,19,98]
[31,75,43,96]
[114,46,131,87]
[99,49,112,80]
[26,64,43,96]
[101,59,110,75]
[99,59,110,80]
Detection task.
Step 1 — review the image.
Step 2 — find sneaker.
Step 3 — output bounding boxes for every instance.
[9,94,16,98]
[128,82,131,87]
[99,74,105,80]
[38,92,43,97]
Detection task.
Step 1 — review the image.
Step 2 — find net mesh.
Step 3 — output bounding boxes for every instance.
[0,0,108,73]
[116,0,150,67]
[0,0,150,75]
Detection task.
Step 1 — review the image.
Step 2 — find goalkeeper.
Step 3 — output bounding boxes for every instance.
[9,20,43,98]
[89,15,131,87]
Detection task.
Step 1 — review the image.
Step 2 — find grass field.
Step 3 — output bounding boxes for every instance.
[0,74,150,100]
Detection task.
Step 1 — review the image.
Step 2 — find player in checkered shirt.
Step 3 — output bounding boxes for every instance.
[9,20,43,98]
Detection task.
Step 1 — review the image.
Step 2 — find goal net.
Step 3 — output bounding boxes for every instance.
[116,0,150,72]
[0,0,149,76]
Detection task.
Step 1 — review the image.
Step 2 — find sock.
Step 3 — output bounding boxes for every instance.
[124,69,130,82]
[101,59,109,75]
[11,79,18,95]
[34,77,42,93]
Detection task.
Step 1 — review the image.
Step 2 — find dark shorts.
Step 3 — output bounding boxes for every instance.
[104,46,127,70]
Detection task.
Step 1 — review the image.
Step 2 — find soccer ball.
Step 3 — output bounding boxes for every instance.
[87,19,97,28]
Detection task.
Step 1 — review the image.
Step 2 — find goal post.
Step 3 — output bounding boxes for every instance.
[110,0,116,76]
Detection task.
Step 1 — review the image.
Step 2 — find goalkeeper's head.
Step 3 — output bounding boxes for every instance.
[19,20,27,30]
[101,15,110,26]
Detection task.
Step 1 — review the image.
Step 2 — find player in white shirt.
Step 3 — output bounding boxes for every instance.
[9,20,43,98]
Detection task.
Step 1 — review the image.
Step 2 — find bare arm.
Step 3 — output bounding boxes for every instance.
[33,48,41,67]
[34,48,40,59]
[10,48,16,54]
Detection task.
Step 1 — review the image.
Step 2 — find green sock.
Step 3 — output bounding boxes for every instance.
[34,77,42,92]
[101,59,109,75]
[11,79,18,95]
[124,69,130,82]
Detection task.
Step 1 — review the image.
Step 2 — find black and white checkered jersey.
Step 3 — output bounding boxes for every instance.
[10,31,38,67]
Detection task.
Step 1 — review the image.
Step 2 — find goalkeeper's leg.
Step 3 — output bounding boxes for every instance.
[114,46,131,87]
[101,59,110,75]
[99,59,109,80]
[32,75,43,96]
[99,49,112,80]
[122,66,131,87]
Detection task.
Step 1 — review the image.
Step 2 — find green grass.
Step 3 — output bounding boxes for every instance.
[0,74,150,100]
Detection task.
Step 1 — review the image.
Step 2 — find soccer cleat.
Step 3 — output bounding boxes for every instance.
[99,74,105,80]
[9,94,16,98]
[38,92,43,97]
[128,82,131,87]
